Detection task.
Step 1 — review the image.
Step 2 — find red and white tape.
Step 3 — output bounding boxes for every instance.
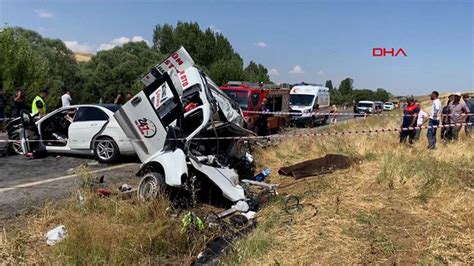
[243,110,474,117]
[1,122,471,143]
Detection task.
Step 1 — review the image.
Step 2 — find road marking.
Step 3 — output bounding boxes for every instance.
[0,163,138,193]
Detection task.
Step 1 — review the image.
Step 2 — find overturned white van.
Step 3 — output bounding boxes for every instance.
[114,47,260,212]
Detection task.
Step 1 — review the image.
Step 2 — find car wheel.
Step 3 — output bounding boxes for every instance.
[137,172,167,201]
[9,132,24,155]
[94,137,119,163]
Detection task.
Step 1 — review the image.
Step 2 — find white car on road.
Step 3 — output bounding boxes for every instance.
[383,102,395,111]
[17,104,134,162]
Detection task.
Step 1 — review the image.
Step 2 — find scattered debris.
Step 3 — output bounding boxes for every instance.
[119,183,132,192]
[97,188,111,197]
[278,154,352,179]
[45,225,66,246]
[254,167,271,182]
[284,195,318,218]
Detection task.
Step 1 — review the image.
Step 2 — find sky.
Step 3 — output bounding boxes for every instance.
[0,0,472,95]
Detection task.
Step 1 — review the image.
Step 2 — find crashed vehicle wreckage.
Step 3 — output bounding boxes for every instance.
[114,47,278,216]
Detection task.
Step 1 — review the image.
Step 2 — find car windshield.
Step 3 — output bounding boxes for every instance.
[289,95,314,106]
[384,102,393,105]
[358,103,373,108]
[223,90,249,110]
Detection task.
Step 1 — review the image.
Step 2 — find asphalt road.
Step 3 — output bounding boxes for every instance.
[0,113,356,221]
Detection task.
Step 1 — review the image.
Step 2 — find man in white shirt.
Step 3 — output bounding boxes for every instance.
[427,91,441,149]
[414,104,428,141]
[61,89,72,107]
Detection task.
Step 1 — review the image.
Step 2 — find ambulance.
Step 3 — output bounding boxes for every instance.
[288,83,331,126]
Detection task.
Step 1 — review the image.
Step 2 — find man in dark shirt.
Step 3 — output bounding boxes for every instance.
[462,94,474,138]
[400,96,419,144]
[256,98,270,136]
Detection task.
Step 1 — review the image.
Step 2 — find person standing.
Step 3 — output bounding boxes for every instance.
[256,98,270,136]
[11,88,26,118]
[32,88,48,116]
[448,92,470,141]
[114,93,124,105]
[462,94,474,137]
[414,104,428,141]
[61,88,72,107]
[400,96,419,144]
[441,95,454,141]
[427,91,441,149]
[0,89,5,132]
[330,104,338,123]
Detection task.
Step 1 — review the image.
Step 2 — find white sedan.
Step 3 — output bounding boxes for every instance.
[383,102,395,111]
[17,104,135,163]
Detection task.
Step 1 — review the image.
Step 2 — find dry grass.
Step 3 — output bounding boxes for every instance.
[1,105,472,264]
[0,166,211,264]
[226,111,474,264]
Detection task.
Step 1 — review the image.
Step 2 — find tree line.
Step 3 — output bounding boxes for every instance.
[0,22,391,114]
[0,22,270,114]
[325,78,392,105]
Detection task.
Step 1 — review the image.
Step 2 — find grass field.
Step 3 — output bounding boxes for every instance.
[1,107,473,264]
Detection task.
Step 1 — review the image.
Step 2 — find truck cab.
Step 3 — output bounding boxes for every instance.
[289,84,330,126]
[220,82,290,134]
[114,47,257,211]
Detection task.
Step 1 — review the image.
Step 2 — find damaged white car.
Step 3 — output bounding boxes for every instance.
[115,47,273,213]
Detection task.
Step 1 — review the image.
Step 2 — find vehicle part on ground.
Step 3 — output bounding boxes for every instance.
[94,137,120,163]
[278,154,352,179]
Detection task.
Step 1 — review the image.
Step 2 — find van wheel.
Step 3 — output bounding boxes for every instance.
[322,115,329,125]
[138,172,167,201]
[94,137,119,163]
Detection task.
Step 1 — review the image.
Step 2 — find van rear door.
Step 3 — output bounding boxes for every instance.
[114,72,183,162]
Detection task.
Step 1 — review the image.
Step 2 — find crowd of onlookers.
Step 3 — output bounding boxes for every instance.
[400,91,473,149]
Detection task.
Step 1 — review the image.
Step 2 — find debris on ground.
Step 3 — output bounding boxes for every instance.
[45,225,66,246]
[118,183,132,192]
[254,167,271,182]
[278,154,352,179]
[97,188,111,197]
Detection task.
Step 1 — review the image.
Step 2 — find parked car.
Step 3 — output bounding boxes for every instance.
[374,101,384,113]
[16,104,135,162]
[356,100,376,114]
[383,102,395,111]
[114,47,262,213]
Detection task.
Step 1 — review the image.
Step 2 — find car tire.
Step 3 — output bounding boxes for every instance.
[94,137,120,163]
[9,132,24,155]
[137,172,167,201]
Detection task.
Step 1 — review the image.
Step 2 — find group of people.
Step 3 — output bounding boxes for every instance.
[400,91,473,149]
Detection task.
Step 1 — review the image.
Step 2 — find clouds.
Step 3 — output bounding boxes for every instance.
[256,42,268,48]
[64,41,95,53]
[64,36,149,53]
[268,69,279,76]
[35,9,53,18]
[97,36,150,51]
[289,65,304,74]
[209,25,221,33]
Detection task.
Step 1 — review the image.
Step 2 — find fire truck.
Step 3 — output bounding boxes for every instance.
[220,81,290,134]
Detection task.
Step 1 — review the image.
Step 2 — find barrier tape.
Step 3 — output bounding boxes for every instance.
[1,122,472,143]
[243,110,474,117]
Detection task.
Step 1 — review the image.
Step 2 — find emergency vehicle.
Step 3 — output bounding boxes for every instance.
[220,81,290,134]
[289,84,331,126]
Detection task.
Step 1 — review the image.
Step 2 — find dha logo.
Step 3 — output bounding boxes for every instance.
[372,48,407,57]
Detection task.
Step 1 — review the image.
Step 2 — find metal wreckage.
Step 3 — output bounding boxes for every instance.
[114,47,278,218]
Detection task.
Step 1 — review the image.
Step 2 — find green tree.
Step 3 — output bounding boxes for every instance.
[374,88,390,102]
[325,80,333,91]
[244,61,270,83]
[0,28,50,111]
[152,21,270,85]
[338,78,353,97]
[79,41,164,103]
